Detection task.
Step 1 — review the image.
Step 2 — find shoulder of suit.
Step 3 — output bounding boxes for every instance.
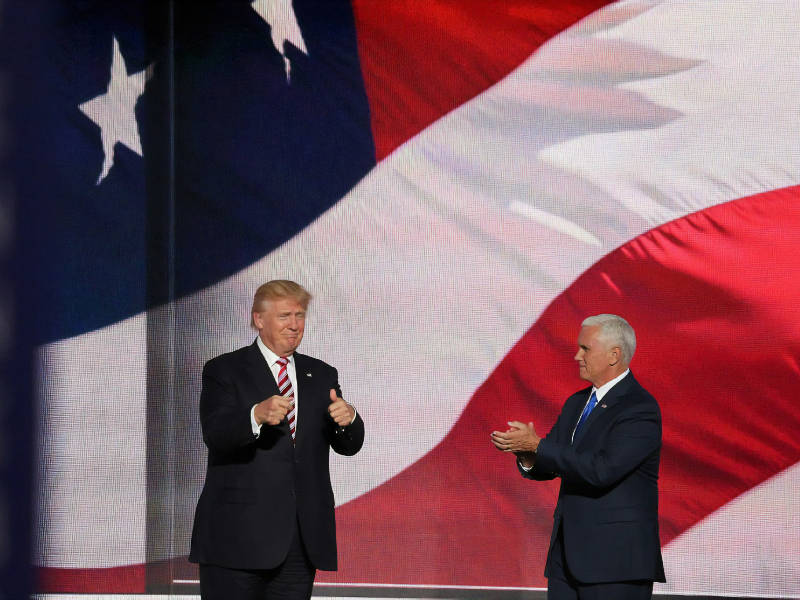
[625,375,656,400]
[620,378,661,414]
[569,384,593,400]
[203,345,252,370]
[294,351,336,373]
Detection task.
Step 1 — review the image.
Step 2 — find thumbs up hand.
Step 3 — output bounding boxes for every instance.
[328,389,355,427]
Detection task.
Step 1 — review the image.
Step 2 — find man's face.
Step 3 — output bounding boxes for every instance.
[253,297,307,357]
[574,325,618,387]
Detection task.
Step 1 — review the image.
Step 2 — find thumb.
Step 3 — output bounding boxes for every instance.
[330,389,338,402]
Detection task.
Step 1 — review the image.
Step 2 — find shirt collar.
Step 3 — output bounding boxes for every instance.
[256,336,294,367]
[593,368,630,401]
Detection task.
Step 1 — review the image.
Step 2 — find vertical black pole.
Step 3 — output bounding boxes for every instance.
[144,0,177,593]
[0,0,38,597]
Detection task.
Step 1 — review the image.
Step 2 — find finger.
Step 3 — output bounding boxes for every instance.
[332,411,351,425]
[508,421,528,430]
[499,441,514,452]
[330,389,338,402]
[492,438,513,453]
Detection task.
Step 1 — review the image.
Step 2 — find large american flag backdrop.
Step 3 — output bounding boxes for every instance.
[12,0,800,597]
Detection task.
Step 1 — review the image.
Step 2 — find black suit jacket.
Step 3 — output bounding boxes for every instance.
[520,372,666,584]
[189,341,364,571]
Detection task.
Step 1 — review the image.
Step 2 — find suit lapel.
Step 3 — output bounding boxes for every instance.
[292,353,318,449]
[245,340,279,396]
[572,372,634,447]
[567,390,591,443]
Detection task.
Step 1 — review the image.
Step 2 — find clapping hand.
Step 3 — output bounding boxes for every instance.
[491,421,541,456]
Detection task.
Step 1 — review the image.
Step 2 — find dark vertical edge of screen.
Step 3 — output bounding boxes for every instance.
[0,0,41,599]
[0,0,38,597]
[144,0,177,593]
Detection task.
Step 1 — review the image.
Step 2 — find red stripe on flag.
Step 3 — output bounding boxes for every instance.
[36,564,145,593]
[320,185,800,587]
[351,0,612,161]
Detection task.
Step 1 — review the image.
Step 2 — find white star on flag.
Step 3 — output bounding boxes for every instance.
[251,0,308,82]
[79,37,154,185]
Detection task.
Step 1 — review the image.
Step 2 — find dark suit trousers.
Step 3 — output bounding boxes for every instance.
[548,524,653,600]
[199,518,316,600]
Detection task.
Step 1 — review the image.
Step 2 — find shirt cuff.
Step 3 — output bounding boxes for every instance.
[518,458,533,472]
[348,403,357,424]
[251,404,262,437]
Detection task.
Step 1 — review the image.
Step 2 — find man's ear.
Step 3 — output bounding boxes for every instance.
[609,346,622,366]
[252,311,262,330]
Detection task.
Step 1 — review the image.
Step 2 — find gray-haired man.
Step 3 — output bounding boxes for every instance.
[492,315,666,600]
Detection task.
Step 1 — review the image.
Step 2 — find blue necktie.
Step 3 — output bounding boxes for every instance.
[573,391,598,439]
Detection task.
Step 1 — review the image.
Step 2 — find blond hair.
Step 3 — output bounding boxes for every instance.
[250,280,312,328]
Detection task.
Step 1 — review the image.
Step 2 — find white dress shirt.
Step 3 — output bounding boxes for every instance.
[249,337,357,437]
[570,368,630,443]
[250,337,299,436]
[519,368,630,471]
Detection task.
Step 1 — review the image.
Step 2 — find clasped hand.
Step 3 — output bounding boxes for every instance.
[491,421,541,456]
[254,395,293,426]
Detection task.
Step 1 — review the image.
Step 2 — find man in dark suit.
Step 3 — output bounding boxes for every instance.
[190,280,365,600]
[492,314,665,600]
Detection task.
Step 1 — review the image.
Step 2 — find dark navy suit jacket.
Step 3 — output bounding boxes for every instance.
[520,372,666,584]
[189,341,364,571]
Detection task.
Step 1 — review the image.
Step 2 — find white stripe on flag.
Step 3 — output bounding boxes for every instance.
[658,462,800,598]
[35,1,800,579]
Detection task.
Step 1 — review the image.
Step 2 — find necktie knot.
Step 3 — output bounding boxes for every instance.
[277,356,289,367]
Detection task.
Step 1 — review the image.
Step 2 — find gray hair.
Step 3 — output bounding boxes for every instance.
[581,314,636,363]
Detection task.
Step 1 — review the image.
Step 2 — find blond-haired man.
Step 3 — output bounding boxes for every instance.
[190,280,364,599]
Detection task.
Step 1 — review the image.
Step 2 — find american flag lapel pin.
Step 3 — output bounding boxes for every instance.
[306,373,312,377]
[601,404,607,408]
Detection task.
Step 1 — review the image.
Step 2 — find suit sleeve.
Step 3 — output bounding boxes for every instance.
[324,370,365,456]
[199,359,257,454]
[535,400,661,489]
[519,413,561,481]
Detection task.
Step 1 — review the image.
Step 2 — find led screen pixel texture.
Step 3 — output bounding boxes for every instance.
[33,0,800,597]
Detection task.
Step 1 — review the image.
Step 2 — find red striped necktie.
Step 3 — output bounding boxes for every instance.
[276,356,296,443]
